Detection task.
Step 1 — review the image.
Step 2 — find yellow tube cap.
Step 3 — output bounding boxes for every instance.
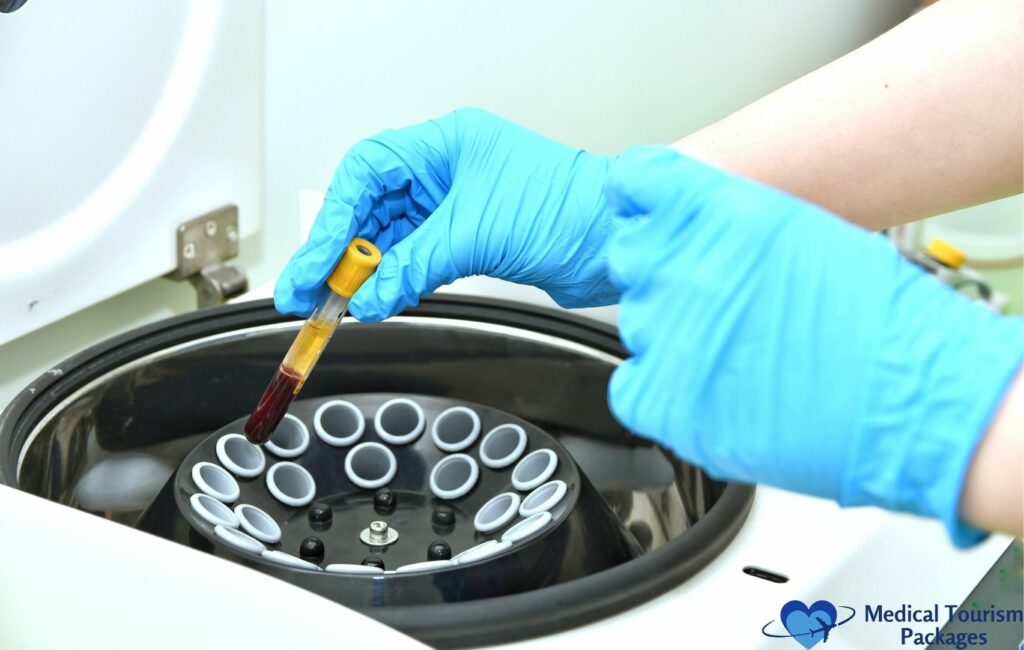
[925,238,966,269]
[326,238,382,297]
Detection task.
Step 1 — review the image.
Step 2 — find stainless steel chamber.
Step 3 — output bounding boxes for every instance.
[0,296,753,647]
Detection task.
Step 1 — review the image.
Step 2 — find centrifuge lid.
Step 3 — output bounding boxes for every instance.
[0,2,262,346]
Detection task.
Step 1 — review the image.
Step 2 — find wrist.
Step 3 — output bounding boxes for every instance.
[959,372,1024,536]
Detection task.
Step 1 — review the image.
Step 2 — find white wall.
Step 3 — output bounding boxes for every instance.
[1,0,919,406]
[264,0,918,237]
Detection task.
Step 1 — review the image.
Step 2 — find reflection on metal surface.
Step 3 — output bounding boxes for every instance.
[15,317,715,551]
[73,452,173,514]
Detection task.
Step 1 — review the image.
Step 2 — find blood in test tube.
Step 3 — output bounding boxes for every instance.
[244,366,302,444]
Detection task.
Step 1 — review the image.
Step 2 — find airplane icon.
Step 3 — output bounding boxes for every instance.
[806,615,836,643]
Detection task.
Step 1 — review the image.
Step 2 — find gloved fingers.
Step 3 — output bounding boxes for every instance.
[274,207,433,317]
[273,114,460,316]
[614,289,657,357]
[603,147,717,292]
[608,353,684,452]
[610,341,714,478]
[287,123,454,295]
[607,356,647,434]
[338,120,455,229]
[274,273,320,317]
[349,198,461,322]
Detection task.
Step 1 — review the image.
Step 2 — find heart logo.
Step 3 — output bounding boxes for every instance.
[780,600,838,649]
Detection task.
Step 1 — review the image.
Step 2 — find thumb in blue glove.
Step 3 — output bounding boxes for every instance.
[275,108,622,322]
[604,146,1022,546]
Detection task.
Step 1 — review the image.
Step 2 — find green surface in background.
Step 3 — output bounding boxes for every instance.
[985,265,1024,315]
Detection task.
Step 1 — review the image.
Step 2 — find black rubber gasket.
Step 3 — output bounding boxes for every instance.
[0,295,754,647]
[0,0,29,13]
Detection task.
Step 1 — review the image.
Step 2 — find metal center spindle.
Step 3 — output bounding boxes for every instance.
[360,520,399,546]
[369,521,388,543]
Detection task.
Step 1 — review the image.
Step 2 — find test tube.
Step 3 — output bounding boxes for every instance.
[244,238,382,444]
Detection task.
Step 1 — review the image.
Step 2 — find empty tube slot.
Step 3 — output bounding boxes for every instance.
[501,511,553,544]
[216,433,266,478]
[261,549,321,570]
[191,462,240,503]
[429,453,479,500]
[190,493,239,528]
[452,539,513,565]
[395,560,455,574]
[511,449,558,491]
[344,442,397,490]
[474,492,522,533]
[214,524,264,554]
[264,414,310,458]
[373,398,425,445]
[479,424,527,469]
[431,406,481,453]
[325,564,384,575]
[266,462,316,507]
[519,480,568,517]
[233,503,282,544]
[313,400,365,447]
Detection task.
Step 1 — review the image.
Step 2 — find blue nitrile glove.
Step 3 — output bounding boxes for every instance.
[604,146,1023,546]
[275,108,621,321]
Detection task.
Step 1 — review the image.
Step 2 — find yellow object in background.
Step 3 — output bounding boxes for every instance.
[925,238,967,269]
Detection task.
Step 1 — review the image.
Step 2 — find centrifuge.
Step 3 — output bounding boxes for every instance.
[1,287,1015,648]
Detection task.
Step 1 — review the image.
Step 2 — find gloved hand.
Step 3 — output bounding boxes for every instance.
[275,108,621,321]
[604,146,1022,546]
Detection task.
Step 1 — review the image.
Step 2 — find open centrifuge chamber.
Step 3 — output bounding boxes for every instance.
[0,295,754,647]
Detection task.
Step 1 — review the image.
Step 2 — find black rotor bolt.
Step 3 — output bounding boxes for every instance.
[431,505,455,527]
[299,536,325,561]
[427,540,452,561]
[308,502,333,526]
[373,488,396,514]
[361,556,385,570]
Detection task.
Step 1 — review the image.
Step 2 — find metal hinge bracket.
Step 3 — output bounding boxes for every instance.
[168,205,249,308]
